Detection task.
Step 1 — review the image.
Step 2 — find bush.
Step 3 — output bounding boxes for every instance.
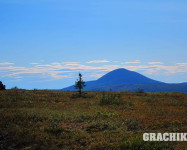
[99,92,125,105]
[11,86,19,90]
[97,110,117,118]
[0,81,6,90]
[124,119,140,131]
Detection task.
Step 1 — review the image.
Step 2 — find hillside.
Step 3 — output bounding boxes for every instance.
[62,68,187,93]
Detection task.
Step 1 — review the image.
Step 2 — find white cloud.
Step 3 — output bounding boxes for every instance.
[122,60,141,64]
[176,63,187,66]
[0,62,14,65]
[124,63,187,75]
[61,62,80,64]
[148,62,163,65]
[86,60,110,63]
[124,65,152,72]
[30,63,40,65]
[89,73,105,78]
[0,62,115,80]
[0,61,187,81]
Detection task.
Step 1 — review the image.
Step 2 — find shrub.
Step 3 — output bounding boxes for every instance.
[0,81,6,90]
[97,110,117,118]
[124,119,140,131]
[11,86,19,90]
[99,92,125,105]
[136,88,144,93]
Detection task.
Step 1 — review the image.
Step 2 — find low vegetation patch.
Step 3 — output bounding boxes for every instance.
[99,92,134,106]
[120,136,171,150]
[0,90,187,149]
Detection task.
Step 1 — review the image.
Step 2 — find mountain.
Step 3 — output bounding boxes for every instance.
[96,68,163,84]
[62,68,187,93]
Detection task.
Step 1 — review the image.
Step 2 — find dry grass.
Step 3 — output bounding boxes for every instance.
[0,89,187,149]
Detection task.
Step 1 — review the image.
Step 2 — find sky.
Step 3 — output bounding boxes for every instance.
[0,0,187,89]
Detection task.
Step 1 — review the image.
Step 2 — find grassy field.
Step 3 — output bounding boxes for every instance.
[0,89,187,150]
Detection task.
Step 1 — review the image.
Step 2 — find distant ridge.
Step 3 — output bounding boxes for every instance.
[62,68,187,93]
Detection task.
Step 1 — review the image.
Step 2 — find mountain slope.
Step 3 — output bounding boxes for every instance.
[62,68,187,92]
[96,68,163,84]
[98,83,187,93]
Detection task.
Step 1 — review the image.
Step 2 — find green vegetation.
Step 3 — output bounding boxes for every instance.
[99,92,125,105]
[99,92,134,106]
[0,90,187,149]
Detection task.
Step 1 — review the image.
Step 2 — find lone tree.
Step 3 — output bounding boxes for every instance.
[0,81,6,90]
[74,73,86,97]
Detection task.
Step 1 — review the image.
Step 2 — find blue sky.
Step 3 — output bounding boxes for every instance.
[0,0,187,89]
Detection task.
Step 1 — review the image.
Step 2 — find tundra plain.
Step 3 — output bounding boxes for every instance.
[0,89,187,149]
